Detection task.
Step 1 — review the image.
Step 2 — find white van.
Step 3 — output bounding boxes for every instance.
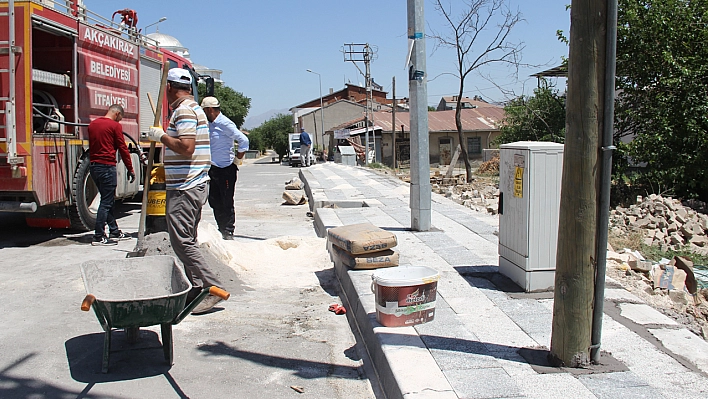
[288,133,314,167]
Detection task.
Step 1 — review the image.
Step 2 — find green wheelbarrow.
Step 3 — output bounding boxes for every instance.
[80,256,230,373]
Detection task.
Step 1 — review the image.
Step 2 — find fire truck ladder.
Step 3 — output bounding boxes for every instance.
[1,0,22,170]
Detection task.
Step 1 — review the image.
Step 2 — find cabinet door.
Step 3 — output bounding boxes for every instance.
[499,148,529,257]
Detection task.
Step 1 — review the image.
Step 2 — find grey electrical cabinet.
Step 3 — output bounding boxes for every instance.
[498,142,564,292]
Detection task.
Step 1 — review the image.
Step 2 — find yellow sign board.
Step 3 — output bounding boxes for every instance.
[146,190,166,216]
[514,167,523,198]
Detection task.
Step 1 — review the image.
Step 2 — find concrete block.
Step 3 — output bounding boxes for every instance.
[618,303,679,326]
[649,328,708,374]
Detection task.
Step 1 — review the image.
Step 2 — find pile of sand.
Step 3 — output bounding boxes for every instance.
[198,223,331,289]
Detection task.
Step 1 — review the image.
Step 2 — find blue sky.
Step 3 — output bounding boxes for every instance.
[83,0,570,124]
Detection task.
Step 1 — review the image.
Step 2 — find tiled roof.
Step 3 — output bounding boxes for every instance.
[331,108,504,133]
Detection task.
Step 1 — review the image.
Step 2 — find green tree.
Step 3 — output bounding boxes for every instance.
[247,129,266,154]
[197,82,251,128]
[615,0,708,200]
[495,82,566,145]
[250,113,291,160]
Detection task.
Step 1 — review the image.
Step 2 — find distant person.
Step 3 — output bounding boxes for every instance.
[147,68,223,314]
[87,104,135,246]
[200,96,249,240]
[299,127,312,167]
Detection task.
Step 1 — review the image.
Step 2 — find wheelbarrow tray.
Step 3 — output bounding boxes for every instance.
[80,256,191,329]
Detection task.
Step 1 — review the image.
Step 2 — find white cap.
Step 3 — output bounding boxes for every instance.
[200,96,220,108]
[167,68,192,84]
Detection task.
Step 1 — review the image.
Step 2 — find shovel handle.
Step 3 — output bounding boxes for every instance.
[209,286,230,301]
[81,294,96,311]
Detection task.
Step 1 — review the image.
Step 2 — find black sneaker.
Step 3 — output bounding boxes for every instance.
[109,231,132,240]
[221,231,234,240]
[91,236,118,246]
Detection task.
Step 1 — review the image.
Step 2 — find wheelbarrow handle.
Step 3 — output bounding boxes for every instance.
[81,294,96,311]
[209,286,231,300]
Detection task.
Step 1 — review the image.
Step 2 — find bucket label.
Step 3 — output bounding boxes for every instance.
[375,281,437,327]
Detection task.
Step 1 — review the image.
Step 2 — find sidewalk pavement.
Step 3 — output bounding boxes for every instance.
[298,162,708,399]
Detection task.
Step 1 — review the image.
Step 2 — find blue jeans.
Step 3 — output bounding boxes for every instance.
[90,163,120,239]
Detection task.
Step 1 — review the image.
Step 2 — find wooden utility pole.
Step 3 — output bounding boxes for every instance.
[549,0,607,367]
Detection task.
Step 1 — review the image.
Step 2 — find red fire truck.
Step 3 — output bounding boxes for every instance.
[0,0,205,230]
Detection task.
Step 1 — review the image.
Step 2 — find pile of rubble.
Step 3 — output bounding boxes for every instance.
[477,156,500,175]
[606,249,708,340]
[432,181,500,214]
[610,194,708,256]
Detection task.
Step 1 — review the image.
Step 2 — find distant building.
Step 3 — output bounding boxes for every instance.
[192,63,223,84]
[146,32,224,84]
[436,95,491,111]
[330,106,505,167]
[290,84,391,149]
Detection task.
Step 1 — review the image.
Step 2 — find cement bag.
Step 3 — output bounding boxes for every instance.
[331,244,399,269]
[282,191,307,205]
[327,223,397,255]
[285,177,303,190]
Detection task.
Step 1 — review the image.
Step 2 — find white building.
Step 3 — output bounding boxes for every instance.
[146,32,223,84]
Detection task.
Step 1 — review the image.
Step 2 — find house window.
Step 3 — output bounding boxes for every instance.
[467,137,482,155]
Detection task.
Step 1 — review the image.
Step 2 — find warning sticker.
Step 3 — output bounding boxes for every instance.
[514,167,524,198]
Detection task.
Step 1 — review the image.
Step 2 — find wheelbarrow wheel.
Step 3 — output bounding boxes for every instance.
[161,323,173,365]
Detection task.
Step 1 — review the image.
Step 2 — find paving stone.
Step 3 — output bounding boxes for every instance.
[604,288,644,303]
[579,371,665,399]
[619,303,679,326]
[436,246,485,266]
[507,373,592,399]
[443,368,522,399]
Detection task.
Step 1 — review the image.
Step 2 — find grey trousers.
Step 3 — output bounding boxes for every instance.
[300,144,311,166]
[166,183,221,288]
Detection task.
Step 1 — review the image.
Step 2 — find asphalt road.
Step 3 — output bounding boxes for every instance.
[0,154,378,398]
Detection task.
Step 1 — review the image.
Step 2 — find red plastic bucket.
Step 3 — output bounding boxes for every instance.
[371,266,439,327]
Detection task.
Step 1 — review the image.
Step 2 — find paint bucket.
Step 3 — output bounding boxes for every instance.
[371,266,439,327]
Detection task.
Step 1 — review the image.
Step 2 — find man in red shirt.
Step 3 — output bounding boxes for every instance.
[88,104,136,245]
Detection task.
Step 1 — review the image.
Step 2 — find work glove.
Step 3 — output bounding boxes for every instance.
[128,171,136,183]
[148,126,166,142]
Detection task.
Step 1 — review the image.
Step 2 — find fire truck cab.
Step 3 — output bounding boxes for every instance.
[0,0,201,230]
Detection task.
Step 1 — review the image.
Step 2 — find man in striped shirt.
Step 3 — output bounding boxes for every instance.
[148,68,223,315]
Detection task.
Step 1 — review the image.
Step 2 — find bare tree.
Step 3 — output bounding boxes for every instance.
[429,0,524,182]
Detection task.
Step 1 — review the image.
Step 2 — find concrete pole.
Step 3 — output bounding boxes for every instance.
[364,48,371,165]
[392,76,396,169]
[407,0,431,231]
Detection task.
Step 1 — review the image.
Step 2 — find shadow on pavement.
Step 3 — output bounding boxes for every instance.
[315,268,339,297]
[0,201,140,249]
[196,341,365,380]
[0,353,121,399]
[454,265,526,293]
[65,330,171,383]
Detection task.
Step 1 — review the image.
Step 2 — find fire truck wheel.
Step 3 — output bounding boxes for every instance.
[69,155,99,231]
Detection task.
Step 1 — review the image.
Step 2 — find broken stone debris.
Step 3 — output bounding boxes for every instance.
[610,194,708,256]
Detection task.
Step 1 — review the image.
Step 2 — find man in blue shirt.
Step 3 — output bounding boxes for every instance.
[299,127,312,167]
[200,96,250,240]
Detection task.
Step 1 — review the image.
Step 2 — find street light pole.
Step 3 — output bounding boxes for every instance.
[306,69,323,149]
[143,17,167,34]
